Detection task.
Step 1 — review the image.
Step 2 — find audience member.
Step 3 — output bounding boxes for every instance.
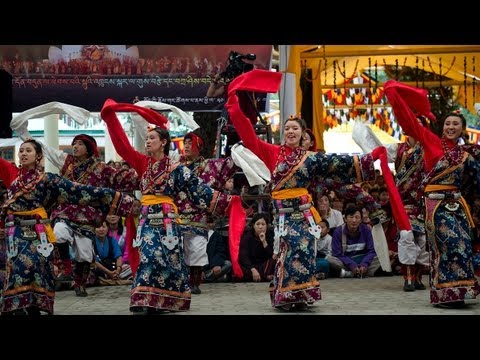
[239,213,275,282]
[329,206,380,278]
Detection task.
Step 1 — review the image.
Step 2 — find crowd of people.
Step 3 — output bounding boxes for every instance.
[0,69,479,315]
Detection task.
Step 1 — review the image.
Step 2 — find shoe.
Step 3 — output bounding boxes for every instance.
[26,307,41,316]
[316,272,326,280]
[204,270,213,280]
[435,301,466,309]
[146,307,169,314]
[294,303,308,311]
[74,286,88,297]
[130,306,147,314]
[414,281,426,290]
[340,269,353,278]
[11,309,27,315]
[403,280,416,292]
[279,304,293,311]
[190,285,201,295]
[56,273,73,282]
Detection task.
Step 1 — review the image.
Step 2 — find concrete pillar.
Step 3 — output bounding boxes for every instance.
[134,123,144,154]
[104,127,117,162]
[279,45,296,143]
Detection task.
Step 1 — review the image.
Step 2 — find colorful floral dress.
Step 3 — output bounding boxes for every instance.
[385,80,480,304]
[1,168,133,314]
[177,155,237,267]
[227,88,376,308]
[103,104,233,312]
[51,154,138,239]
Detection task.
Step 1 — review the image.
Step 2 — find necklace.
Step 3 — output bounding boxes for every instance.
[142,157,171,193]
[183,156,204,174]
[65,158,96,183]
[17,168,44,193]
[441,136,463,165]
[272,145,306,179]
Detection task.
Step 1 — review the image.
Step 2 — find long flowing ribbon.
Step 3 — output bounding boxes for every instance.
[133,100,199,139]
[10,102,91,140]
[228,195,246,279]
[101,99,169,129]
[373,146,411,231]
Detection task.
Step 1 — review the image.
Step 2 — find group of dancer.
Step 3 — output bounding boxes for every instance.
[0,69,478,315]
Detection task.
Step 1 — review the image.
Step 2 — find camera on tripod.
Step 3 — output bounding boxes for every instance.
[220,51,256,81]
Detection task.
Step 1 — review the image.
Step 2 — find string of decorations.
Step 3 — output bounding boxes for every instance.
[374,61,378,93]
[333,59,337,113]
[323,46,327,86]
[343,61,347,94]
[473,56,476,106]
[415,56,419,88]
[427,56,456,77]
[395,59,399,80]
[422,59,425,88]
[439,58,443,88]
[383,57,408,80]
[302,59,321,82]
[335,59,359,83]
[368,57,372,112]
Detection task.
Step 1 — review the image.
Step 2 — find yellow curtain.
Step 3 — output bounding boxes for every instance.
[287,46,325,151]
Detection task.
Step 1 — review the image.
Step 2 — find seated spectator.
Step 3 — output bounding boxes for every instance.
[328,206,380,278]
[316,194,344,235]
[202,230,232,282]
[315,219,332,279]
[90,221,132,286]
[239,213,275,282]
[361,207,373,230]
[224,176,235,194]
[105,214,131,274]
[106,214,125,252]
[331,197,344,213]
[368,186,380,202]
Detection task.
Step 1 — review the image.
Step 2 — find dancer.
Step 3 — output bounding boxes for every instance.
[226,69,411,310]
[10,102,139,296]
[178,131,237,294]
[353,120,429,291]
[0,139,134,315]
[384,80,480,308]
[101,99,242,313]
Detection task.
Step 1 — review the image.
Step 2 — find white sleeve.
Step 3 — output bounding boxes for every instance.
[352,121,398,162]
[42,142,68,170]
[10,102,91,170]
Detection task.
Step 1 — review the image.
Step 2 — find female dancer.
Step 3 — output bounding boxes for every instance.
[225,70,409,310]
[101,99,239,313]
[0,139,134,315]
[384,80,480,308]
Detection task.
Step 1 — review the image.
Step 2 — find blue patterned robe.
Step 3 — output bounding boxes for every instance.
[1,170,133,314]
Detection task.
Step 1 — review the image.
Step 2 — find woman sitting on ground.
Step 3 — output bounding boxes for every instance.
[239,213,276,282]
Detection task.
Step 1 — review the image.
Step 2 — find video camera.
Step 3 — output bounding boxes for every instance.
[220,51,256,81]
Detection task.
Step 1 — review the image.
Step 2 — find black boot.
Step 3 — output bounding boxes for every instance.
[189,266,202,294]
[414,265,427,290]
[403,265,416,292]
[73,262,89,297]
